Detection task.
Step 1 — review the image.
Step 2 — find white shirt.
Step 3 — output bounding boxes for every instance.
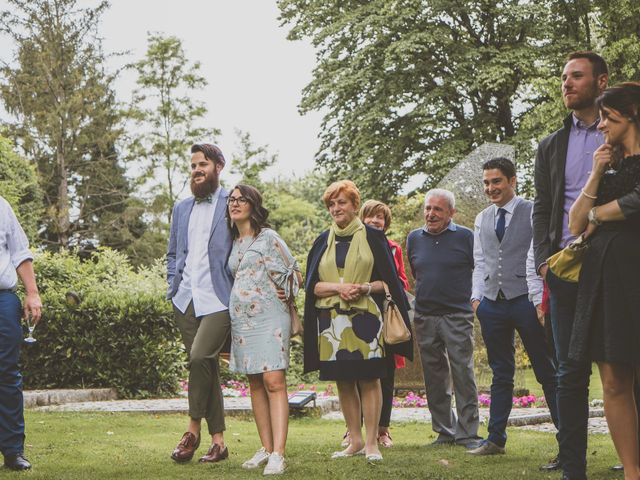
[172,189,227,316]
[471,196,542,304]
[0,196,33,290]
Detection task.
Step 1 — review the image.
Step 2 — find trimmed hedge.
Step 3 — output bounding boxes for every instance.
[20,249,184,398]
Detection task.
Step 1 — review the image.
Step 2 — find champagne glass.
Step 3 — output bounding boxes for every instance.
[24,313,37,343]
[605,146,621,175]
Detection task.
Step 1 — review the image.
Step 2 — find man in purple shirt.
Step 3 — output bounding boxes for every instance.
[533,52,613,480]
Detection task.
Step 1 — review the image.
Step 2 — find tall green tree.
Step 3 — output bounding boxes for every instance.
[128,33,219,223]
[0,135,43,242]
[279,0,640,201]
[0,0,128,249]
[229,130,277,191]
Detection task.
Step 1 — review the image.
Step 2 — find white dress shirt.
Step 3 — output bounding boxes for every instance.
[471,196,542,303]
[0,196,34,290]
[172,188,227,316]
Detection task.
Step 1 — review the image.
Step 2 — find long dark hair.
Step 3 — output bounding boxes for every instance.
[596,82,640,123]
[227,184,271,239]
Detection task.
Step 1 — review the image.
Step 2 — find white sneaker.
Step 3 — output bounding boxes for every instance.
[263,453,286,475]
[242,447,271,469]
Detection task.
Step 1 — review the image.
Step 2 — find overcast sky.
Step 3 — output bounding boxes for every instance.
[1,0,322,185]
[103,0,322,184]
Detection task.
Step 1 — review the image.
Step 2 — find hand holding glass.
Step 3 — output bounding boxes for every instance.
[24,313,36,343]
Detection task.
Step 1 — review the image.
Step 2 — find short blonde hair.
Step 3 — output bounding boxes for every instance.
[322,180,361,210]
[359,199,392,232]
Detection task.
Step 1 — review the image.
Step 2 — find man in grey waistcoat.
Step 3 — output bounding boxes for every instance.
[406,189,482,449]
[166,143,234,464]
[468,157,559,457]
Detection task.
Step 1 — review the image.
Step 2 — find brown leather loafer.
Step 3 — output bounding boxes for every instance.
[171,432,200,463]
[199,443,229,463]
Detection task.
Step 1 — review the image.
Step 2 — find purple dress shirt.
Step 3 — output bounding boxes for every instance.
[560,114,603,248]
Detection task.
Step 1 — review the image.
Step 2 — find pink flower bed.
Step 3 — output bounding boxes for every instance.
[182,380,547,408]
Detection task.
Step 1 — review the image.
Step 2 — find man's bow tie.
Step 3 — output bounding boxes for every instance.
[195,195,213,204]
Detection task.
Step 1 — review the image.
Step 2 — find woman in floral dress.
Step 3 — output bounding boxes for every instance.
[227,184,301,476]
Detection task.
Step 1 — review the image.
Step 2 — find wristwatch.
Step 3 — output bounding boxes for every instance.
[588,207,602,226]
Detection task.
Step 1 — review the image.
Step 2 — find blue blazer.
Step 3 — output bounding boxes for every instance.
[166,188,234,304]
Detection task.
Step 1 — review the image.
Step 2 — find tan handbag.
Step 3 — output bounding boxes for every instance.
[381,282,411,344]
[271,240,303,337]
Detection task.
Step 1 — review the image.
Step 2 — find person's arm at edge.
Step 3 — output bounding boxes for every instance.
[392,242,410,290]
[166,203,179,287]
[471,213,485,312]
[16,260,42,324]
[533,140,552,278]
[594,180,640,222]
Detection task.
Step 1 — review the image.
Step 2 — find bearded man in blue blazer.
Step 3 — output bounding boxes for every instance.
[166,143,234,465]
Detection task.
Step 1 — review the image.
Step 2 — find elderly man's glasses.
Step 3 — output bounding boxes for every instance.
[227,196,249,206]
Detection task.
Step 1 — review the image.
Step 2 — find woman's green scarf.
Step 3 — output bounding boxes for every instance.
[316,217,374,311]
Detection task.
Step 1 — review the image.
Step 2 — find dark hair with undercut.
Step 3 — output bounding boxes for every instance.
[566,51,609,78]
[191,143,226,166]
[482,157,516,179]
[227,184,271,239]
[596,82,640,125]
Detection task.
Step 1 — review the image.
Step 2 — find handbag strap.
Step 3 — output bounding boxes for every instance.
[382,282,393,303]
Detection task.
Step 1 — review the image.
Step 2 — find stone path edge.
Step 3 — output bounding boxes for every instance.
[24,388,118,408]
[23,389,605,429]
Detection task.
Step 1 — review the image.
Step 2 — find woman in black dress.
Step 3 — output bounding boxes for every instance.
[568,83,640,478]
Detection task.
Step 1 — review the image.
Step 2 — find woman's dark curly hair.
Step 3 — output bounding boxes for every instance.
[226,184,271,238]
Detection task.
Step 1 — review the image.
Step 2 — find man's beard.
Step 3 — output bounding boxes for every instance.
[564,80,599,111]
[190,171,219,198]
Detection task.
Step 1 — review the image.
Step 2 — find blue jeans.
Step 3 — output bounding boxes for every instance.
[477,294,558,448]
[0,291,24,457]
[546,269,591,478]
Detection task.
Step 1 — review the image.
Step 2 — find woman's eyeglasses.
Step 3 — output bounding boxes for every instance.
[227,196,249,206]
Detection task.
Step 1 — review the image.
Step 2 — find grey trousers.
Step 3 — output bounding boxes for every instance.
[414,311,480,443]
[174,302,230,435]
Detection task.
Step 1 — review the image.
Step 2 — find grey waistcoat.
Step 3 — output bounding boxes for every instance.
[479,199,532,301]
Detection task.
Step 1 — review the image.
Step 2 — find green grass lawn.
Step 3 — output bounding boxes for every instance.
[1,412,621,479]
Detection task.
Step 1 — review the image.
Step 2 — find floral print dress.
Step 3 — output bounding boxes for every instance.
[228,228,299,374]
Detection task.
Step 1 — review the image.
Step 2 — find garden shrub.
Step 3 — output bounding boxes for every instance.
[19,249,184,398]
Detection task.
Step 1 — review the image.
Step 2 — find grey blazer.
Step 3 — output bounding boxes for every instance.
[166,188,234,304]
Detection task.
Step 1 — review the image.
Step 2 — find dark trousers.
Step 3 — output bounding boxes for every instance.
[0,291,25,457]
[547,269,640,477]
[379,354,395,428]
[477,294,559,448]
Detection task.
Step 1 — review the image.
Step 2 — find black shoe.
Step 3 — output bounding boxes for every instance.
[610,464,624,471]
[561,475,587,480]
[539,455,561,471]
[428,438,455,447]
[4,453,31,471]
